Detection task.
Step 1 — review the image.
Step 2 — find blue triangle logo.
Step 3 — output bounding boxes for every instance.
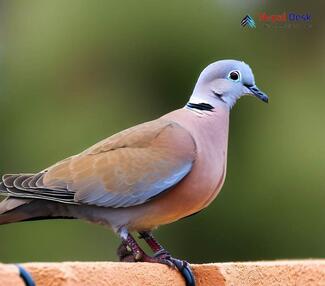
[241,15,256,28]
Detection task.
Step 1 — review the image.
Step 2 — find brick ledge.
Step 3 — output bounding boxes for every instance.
[1,260,325,286]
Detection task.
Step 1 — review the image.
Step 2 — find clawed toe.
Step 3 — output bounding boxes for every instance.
[153,249,171,259]
[153,257,175,268]
[146,254,196,286]
[167,258,196,286]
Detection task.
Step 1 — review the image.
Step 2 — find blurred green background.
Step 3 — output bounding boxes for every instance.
[0,0,324,264]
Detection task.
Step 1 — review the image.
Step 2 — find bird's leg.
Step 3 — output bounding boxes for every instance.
[138,231,170,258]
[119,230,145,261]
[116,240,135,262]
[117,230,174,265]
[117,228,196,286]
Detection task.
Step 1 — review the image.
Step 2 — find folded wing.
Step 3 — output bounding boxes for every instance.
[0,119,196,208]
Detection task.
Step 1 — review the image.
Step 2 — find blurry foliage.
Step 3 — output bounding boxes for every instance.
[0,0,324,263]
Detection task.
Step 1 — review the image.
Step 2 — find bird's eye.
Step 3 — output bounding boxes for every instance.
[228,71,241,82]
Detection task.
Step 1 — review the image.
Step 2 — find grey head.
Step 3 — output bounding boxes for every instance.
[187,60,268,110]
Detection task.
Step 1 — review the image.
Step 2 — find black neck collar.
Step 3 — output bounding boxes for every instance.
[186,102,214,111]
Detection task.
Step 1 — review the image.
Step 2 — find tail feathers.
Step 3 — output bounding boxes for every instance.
[0,174,76,225]
[0,174,76,204]
[0,181,7,193]
[0,198,32,214]
[0,180,33,215]
[0,198,35,225]
[0,210,31,225]
[0,198,59,225]
[0,178,39,224]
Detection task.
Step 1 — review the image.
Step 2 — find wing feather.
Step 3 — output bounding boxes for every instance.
[1,119,196,208]
[44,119,196,207]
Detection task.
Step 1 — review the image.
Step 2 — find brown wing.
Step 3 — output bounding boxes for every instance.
[1,119,196,208]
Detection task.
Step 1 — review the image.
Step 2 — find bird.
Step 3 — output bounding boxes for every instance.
[0,59,268,286]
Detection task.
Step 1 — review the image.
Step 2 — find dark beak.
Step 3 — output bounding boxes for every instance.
[245,84,269,103]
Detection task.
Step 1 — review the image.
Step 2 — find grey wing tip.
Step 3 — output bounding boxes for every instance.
[0,182,7,193]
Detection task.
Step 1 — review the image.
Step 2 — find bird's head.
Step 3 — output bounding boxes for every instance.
[188,60,268,110]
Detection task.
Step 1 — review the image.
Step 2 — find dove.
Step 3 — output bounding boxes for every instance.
[0,59,268,286]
